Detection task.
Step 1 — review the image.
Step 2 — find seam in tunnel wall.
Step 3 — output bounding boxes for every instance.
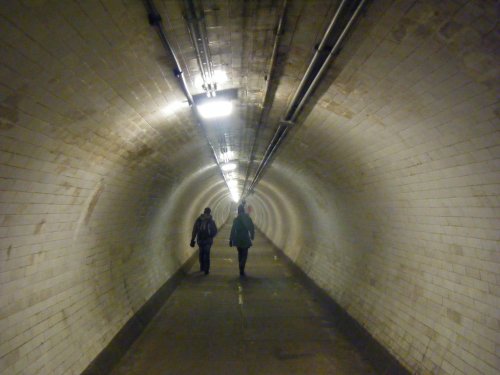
[251,1,500,374]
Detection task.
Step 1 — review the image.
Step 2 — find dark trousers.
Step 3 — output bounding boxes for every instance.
[199,244,211,272]
[237,247,249,273]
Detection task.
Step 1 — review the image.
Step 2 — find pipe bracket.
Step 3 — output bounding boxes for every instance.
[173,68,183,78]
[148,13,162,26]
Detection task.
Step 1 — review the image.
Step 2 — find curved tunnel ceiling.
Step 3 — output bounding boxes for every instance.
[0,1,498,375]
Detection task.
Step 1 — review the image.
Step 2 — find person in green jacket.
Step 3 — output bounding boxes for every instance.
[229,205,255,276]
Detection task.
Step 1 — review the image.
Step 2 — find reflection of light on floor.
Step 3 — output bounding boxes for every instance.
[274,256,278,261]
[223,258,233,262]
[238,284,244,305]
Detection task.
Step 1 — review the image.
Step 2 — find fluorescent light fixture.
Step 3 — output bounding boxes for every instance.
[221,163,237,172]
[194,75,204,89]
[228,175,240,202]
[221,150,235,163]
[197,100,233,119]
[213,70,228,83]
[229,186,240,202]
[230,190,240,202]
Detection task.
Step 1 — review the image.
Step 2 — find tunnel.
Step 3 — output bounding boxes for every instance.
[0,0,499,374]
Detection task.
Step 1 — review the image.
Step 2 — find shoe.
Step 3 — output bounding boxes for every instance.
[205,270,209,275]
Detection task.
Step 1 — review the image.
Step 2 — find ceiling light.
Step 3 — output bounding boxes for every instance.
[197,100,233,119]
[221,150,235,163]
[213,70,228,83]
[221,163,237,172]
[194,75,204,89]
[230,190,240,203]
[228,185,240,203]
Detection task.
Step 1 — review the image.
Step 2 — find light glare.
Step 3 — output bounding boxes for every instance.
[230,188,240,202]
[161,101,186,115]
[221,163,237,172]
[194,75,204,89]
[197,100,233,119]
[221,150,235,163]
[213,70,228,83]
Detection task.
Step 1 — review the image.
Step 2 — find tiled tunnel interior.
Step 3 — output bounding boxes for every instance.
[0,0,498,374]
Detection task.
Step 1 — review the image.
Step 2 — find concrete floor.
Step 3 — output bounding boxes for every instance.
[109,226,377,375]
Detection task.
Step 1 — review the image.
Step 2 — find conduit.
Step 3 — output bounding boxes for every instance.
[284,0,349,122]
[144,0,194,106]
[144,0,232,195]
[245,0,368,195]
[242,0,289,196]
[185,0,216,95]
[290,0,368,122]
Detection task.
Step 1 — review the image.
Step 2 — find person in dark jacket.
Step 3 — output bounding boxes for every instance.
[190,207,218,275]
[229,205,255,276]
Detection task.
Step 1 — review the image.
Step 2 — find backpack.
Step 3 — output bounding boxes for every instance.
[197,219,212,240]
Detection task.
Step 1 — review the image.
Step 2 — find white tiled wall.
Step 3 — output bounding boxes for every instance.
[0,2,230,374]
[253,1,499,374]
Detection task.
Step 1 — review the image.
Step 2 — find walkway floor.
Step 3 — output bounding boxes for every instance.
[110,226,377,375]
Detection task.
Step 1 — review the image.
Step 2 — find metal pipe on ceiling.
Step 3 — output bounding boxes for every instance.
[144,0,232,194]
[247,121,291,193]
[290,0,368,122]
[185,6,210,83]
[144,0,194,106]
[242,0,289,197]
[284,0,349,121]
[196,7,215,82]
[182,0,235,197]
[245,0,368,195]
[185,0,215,88]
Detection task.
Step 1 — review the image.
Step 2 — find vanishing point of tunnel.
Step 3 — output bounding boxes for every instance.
[0,1,499,374]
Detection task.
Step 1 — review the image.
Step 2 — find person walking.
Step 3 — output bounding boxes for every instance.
[190,207,218,275]
[229,205,255,276]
